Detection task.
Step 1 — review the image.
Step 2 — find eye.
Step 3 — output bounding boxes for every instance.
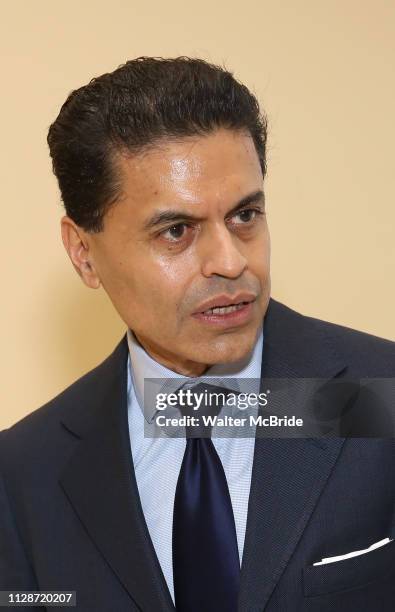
[231,208,263,225]
[160,223,190,242]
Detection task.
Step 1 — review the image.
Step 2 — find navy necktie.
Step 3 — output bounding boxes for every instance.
[172,382,240,612]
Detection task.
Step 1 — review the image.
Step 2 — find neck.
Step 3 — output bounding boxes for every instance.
[132,332,210,377]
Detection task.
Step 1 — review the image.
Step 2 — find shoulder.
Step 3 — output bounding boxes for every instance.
[0,334,129,455]
[304,308,394,371]
[266,298,395,376]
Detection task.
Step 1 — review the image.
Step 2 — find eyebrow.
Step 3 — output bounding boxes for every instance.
[143,189,265,232]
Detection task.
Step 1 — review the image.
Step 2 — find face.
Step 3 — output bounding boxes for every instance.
[62,128,271,376]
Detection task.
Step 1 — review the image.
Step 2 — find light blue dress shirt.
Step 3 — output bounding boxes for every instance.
[126,328,264,604]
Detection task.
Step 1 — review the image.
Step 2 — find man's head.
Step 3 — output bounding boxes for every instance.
[48,57,271,376]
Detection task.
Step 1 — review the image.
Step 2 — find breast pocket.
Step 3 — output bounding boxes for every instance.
[303,537,395,597]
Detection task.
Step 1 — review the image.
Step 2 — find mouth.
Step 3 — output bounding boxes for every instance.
[192,298,256,328]
[200,301,252,315]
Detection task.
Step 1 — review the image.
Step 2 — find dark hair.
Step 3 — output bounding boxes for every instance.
[47,56,268,233]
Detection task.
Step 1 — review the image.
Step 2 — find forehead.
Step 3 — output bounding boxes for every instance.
[115,128,263,206]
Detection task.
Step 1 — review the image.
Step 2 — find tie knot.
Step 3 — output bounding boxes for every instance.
[175,381,238,438]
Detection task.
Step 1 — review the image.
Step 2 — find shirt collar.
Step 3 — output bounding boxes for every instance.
[127,326,264,424]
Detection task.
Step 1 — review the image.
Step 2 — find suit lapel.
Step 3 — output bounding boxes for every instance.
[59,337,175,612]
[238,299,348,611]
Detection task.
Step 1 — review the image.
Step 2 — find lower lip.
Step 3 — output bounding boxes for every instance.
[192,300,255,328]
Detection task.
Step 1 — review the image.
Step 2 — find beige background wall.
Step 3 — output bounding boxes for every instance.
[1,0,394,429]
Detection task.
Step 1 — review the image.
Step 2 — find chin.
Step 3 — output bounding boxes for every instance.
[203,332,258,365]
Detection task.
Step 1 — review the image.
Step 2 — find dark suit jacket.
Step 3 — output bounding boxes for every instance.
[1,298,395,611]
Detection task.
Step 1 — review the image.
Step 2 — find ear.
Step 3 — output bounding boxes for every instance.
[60,216,101,289]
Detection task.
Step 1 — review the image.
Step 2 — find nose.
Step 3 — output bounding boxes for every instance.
[199,224,247,278]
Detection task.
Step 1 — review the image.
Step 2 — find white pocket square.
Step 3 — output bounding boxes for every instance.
[313,537,393,566]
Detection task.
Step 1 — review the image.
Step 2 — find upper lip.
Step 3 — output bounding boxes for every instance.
[193,292,257,314]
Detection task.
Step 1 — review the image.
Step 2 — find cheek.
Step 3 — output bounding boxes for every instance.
[130,253,193,314]
[150,247,197,287]
[249,233,270,271]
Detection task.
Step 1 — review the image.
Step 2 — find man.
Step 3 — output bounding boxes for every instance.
[0,57,394,611]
